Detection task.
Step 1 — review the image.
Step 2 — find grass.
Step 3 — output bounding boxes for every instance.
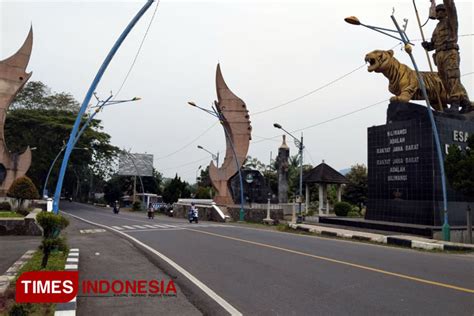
[0,250,67,316]
[0,211,23,218]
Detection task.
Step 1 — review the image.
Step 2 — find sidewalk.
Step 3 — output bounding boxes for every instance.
[62,214,201,316]
[289,222,474,252]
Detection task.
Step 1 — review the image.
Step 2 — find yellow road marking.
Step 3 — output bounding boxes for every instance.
[186,228,474,294]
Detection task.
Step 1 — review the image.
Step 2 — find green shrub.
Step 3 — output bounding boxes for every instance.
[9,303,29,316]
[131,201,142,212]
[334,202,352,217]
[37,212,69,238]
[36,212,69,268]
[347,211,361,218]
[0,201,11,211]
[7,177,39,210]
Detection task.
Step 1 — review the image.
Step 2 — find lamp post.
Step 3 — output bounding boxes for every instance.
[188,101,246,221]
[45,96,139,200]
[196,165,202,183]
[273,123,304,223]
[197,145,219,168]
[345,14,450,240]
[245,172,254,208]
[52,0,155,214]
[43,146,88,199]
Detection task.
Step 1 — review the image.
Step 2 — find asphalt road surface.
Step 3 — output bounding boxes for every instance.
[61,202,474,315]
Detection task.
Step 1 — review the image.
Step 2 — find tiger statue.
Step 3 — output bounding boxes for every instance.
[365,49,447,111]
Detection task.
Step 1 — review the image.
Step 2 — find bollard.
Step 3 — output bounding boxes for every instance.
[467,205,472,244]
[47,198,53,212]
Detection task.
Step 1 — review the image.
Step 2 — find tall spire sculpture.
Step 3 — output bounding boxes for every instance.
[0,28,33,196]
[209,64,252,205]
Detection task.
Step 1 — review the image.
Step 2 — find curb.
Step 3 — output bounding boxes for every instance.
[288,223,474,252]
[55,248,79,316]
[0,250,35,296]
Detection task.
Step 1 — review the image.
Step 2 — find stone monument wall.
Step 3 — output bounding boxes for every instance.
[366,102,474,226]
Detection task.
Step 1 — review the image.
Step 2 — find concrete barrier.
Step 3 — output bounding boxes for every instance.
[0,208,43,236]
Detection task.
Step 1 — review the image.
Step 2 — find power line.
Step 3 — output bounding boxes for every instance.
[156,122,218,160]
[251,43,402,116]
[160,156,211,172]
[292,99,389,133]
[251,98,389,145]
[114,0,161,100]
[252,64,366,116]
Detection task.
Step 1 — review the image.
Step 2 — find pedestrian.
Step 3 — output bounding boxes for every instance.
[422,0,472,114]
[148,203,155,219]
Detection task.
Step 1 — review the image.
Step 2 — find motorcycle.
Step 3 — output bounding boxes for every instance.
[113,205,120,214]
[188,209,198,223]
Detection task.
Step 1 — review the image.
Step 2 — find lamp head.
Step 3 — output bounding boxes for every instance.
[344,16,361,25]
[273,123,282,129]
[188,101,197,107]
[197,145,203,149]
[132,97,141,101]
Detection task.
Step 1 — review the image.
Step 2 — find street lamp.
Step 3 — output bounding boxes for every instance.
[51,95,140,209]
[51,0,155,214]
[245,172,254,208]
[188,101,246,221]
[345,14,450,240]
[273,123,304,223]
[197,145,219,168]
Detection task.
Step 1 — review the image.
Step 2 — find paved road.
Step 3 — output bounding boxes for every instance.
[62,203,474,315]
[0,236,41,275]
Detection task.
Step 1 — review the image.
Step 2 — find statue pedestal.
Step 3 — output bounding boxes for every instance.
[366,102,474,226]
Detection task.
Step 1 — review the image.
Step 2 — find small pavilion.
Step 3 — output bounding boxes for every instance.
[303,161,348,215]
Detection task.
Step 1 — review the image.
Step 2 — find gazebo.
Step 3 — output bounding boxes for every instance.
[303,161,348,215]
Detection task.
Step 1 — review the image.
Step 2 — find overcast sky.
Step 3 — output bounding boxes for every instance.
[2,0,473,183]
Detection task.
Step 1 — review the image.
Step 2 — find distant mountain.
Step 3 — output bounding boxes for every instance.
[339,168,351,176]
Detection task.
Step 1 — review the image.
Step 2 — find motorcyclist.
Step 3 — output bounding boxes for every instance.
[188,202,198,223]
[113,201,120,214]
[147,203,155,219]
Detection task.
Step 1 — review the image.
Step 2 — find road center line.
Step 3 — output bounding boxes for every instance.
[63,212,242,316]
[185,228,474,295]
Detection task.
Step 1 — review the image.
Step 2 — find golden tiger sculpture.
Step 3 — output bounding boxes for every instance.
[365,50,447,111]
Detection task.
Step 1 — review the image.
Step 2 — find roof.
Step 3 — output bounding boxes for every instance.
[303,162,348,184]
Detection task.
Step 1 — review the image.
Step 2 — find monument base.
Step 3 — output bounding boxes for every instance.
[366,102,474,227]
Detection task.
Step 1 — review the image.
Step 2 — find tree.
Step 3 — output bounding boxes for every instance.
[5,81,119,198]
[445,135,474,199]
[7,176,39,210]
[342,164,368,212]
[162,175,191,203]
[243,156,267,173]
[11,81,79,111]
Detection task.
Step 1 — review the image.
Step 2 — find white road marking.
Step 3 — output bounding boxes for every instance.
[79,229,106,234]
[64,212,242,316]
[143,225,157,228]
[126,228,185,233]
[160,224,176,228]
[132,225,147,229]
[122,225,136,230]
[112,226,124,230]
